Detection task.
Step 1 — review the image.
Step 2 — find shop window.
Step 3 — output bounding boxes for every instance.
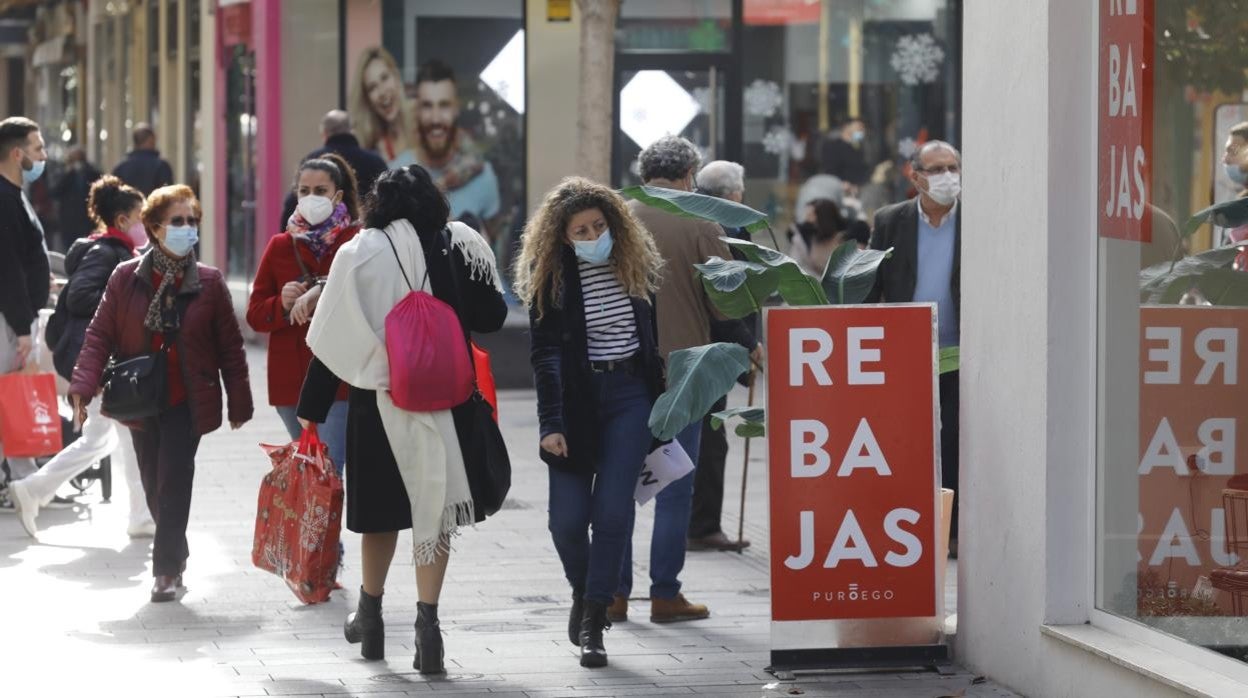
[740,0,960,238]
[1097,1,1248,666]
[350,0,526,256]
[617,0,732,53]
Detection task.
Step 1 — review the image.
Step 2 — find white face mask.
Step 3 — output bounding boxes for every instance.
[923,172,961,206]
[296,195,335,226]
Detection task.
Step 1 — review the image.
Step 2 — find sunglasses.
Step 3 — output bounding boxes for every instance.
[164,216,200,227]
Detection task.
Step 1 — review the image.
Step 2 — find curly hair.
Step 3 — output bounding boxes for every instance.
[141,185,201,237]
[514,177,663,320]
[363,164,449,235]
[87,175,144,230]
[294,153,362,221]
[639,135,700,183]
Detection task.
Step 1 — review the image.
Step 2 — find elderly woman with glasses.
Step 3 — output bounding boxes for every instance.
[70,184,254,603]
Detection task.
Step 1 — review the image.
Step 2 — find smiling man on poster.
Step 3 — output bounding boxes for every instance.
[413,60,501,237]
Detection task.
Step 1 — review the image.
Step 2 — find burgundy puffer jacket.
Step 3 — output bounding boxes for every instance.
[70,252,254,435]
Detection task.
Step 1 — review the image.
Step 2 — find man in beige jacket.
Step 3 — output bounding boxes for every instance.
[614,136,761,624]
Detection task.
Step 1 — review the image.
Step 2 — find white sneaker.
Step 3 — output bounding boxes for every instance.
[10,479,39,538]
[127,519,157,538]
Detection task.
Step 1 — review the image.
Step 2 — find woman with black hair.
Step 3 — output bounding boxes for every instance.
[247,154,361,470]
[296,164,508,673]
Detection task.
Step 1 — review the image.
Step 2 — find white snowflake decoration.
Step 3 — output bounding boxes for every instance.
[890,34,945,86]
[744,79,783,118]
[299,503,330,552]
[898,137,918,159]
[762,126,792,156]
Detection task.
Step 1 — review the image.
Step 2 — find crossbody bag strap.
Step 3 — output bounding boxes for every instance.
[438,226,480,389]
[381,229,414,292]
[289,234,313,282]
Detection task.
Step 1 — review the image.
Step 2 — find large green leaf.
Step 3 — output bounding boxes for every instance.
[723,238,829,307]
[620,185,769,233]
[710,406,766,438]
[821,242,893,305]
[1195,268,1248,306]
[649,343,752,441]
[694,256,779,319]
[1182,197,1248,238]
[1140,246,1240,303]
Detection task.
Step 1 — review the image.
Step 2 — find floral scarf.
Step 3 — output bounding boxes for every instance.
[286,202,352,261]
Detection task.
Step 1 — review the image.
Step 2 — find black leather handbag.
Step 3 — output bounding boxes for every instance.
[461,390,511,521]
[100,343,169,421]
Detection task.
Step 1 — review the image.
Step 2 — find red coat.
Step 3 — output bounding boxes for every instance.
[246,228,358,405]
[70,252,254,435]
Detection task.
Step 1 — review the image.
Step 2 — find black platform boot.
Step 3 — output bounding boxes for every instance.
[568,589,585,646]
[344,587,384,660]
[414,601,445,674]
[579,600,611,668]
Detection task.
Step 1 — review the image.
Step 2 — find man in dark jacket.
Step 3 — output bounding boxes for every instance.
[0,116,51,488]
[111,123,173,196]
[50,146,102,252]
[278,110,387,228]
[867,139,962,550]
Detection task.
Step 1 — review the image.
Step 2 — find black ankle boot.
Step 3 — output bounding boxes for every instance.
[414,601,445,674]
[344,587,384,660]
[568,590,585,646]
[579,600,611,668]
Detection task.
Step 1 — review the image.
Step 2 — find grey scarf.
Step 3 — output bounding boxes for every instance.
[144,248,192,333]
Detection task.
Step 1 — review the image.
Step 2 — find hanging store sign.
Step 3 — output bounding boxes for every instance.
[1098,0,1154,242]
[766,304,945,671]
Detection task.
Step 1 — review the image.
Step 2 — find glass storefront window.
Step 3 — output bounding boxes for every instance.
[1097,1,1248,666]
[618,0,732,53]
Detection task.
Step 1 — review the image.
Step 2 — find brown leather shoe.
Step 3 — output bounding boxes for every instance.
[687,531,751,552]
[606,594,629,622]
[650,593,709,623]
[151,575,180,603]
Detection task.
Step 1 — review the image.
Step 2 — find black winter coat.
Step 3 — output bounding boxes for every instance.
[112,149,173,196]
[529,247,665,474]
[48,235,134,379]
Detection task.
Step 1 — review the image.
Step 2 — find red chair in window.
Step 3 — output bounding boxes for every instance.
[1211,486,1248,615]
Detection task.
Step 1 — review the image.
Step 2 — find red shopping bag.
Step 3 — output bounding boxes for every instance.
[472,341,498,421]
[252,425,344,604]
[0,372,63,457]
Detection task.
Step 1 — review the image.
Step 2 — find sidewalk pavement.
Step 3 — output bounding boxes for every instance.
[0,347,1018,698]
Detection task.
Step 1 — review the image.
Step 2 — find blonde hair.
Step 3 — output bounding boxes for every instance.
[514,177,663,320]
[350,46,411,155]
[140,184,201,237]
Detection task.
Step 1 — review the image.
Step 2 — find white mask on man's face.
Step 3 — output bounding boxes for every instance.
[923,172,961,206]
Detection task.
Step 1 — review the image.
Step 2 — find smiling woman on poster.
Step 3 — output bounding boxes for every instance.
[351,47,418,168]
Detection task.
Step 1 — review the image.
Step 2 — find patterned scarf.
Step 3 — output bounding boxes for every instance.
[286,202,352,261]
[145,248,192,333]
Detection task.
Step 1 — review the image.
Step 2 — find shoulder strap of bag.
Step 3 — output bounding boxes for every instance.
[289,234,313,282]
[381,228,432,292]
[439,225,480,389]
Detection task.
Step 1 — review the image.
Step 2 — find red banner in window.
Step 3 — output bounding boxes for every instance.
[745,0,822,26]
[1098,0,1154,242]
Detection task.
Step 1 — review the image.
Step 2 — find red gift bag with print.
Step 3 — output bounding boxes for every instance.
[252,425,344,604]
[0,372,63,458]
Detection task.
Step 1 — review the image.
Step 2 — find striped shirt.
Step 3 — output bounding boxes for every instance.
[578,260,640,362]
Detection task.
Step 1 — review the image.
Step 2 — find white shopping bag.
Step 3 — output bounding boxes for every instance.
[635,440,694,505]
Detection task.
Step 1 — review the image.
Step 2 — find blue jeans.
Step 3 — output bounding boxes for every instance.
[276,401,348,477]
[618,420,702,600]
[547,370,652,605]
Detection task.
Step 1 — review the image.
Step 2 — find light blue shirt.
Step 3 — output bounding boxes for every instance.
[424,161,502,222]
[913,199,959,348]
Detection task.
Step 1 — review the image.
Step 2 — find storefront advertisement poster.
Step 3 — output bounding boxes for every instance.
[1138,306,1248,618]
[1098,0,1154,242]
[766,305,940,627]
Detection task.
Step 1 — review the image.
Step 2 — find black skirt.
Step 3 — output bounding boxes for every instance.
[343,386,414,533]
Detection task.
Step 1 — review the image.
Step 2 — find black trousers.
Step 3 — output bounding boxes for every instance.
[131,403,201,577]
[689,396,730,539]
[940,370,960,542]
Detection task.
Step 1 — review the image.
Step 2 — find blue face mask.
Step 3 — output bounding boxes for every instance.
[21,158,45,184]
[1226,163,1248,186]
[162,225,199,257]
[572,229,613,265]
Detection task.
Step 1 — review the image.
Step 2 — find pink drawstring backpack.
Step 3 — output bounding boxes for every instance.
[381,229,474,412]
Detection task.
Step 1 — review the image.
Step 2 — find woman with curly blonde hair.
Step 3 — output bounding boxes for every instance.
[516,177,663,669]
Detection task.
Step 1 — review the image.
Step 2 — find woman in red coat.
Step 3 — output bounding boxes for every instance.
[247,154,361,471]
[70,184,254,602]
